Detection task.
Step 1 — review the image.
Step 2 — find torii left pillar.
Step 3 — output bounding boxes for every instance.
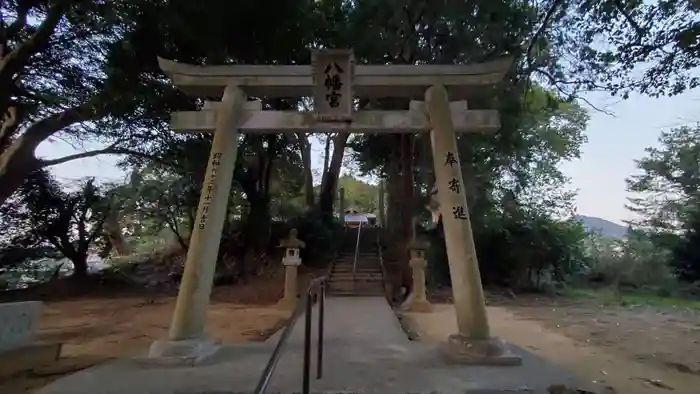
[149,85,246,364]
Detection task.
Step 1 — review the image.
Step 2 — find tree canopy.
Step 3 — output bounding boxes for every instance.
[1,0,700,296]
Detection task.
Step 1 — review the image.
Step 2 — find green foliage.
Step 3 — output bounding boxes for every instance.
[493,87,588,217]
[284,210,343,267]
[670,209,700,282]
[560,286,700,311]
[579,231,675,289]
[337,175,378,213]
[0,0,322,205]
[126,165,203,248]
[353,84,591,291]
[426,210,589,290]
[627,125,700,232]
[626,124,700,284]
[0,257,69,290]
[0,172,110,277]
[4,0,698,293]
[537,0,700,97]
[0,246,61,270]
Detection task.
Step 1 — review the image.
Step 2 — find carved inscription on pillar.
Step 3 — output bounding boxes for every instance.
[312,49,354,122]
[442,151,468,220]
[198,152,222,230]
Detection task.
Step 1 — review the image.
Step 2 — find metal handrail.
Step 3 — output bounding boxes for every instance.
[375,230,388,297]
[254,276,327,394]
[352,224,362,275]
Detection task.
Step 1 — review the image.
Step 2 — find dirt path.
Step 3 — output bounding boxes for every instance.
[507,302,700,378]
[403,304,700,394]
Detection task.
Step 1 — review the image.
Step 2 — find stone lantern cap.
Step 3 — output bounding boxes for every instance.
[408,237,430,250]
[279,228,306,249]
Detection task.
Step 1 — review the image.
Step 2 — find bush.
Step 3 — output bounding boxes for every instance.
[579,231,675,289]
[670,211,700,282]
[282,209,343,267]
[424,213,589,291]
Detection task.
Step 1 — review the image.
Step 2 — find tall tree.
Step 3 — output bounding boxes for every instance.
[0,173,110,279]
[0,0,188,205]
[626,125,700,232]
[670,207,700,282]
[535,0,700,98]
[0,0,321,206]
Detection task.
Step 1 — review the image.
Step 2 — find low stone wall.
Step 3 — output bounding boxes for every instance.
[0,301,62,378]
[0,301,42,352]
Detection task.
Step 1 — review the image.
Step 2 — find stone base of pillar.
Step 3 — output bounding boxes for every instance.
[142,336,220,366]
[399,292,433,313]
[440,334,522,366]
[276,296,297,310]
[404,298,434,313]
[384,282,393,301]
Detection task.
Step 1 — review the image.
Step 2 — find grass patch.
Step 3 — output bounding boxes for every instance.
[560,286,700,310]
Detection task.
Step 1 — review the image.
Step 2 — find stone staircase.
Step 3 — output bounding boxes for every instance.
[327,227,385,297]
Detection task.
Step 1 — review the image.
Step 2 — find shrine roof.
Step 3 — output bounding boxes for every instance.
[157,57,512,99]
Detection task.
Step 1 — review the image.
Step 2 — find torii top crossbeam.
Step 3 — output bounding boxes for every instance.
[157,57,512,99]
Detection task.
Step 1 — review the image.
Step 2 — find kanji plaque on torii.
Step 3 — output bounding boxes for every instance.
[311,49,354,122]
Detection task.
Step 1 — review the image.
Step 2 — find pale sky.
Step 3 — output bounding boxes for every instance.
[37,89,700,225]
[561,90,700,224]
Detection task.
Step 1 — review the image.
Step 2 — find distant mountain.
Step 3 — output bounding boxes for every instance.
[575,215,628,238]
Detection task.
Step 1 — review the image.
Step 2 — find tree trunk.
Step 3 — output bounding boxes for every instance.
[318,133,349,220]
[461,159,479,213]
[386,154,401,237]
[398,134,415,290]
[297,133,314,208]
[0,100,105,207]
[70,255,89,280]
[241,196,271,280]
[174,232,189,251]
[245,196,272,251]
[0,140,39,206]
[322,134,331,175]
[104,210,131,255]
[98,240,113,259]
[385,143,404,297]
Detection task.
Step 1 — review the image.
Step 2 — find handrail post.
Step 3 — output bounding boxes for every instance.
[375,231,388,299]
[316,282,325,379]
[302,294,313,394]
[253,277,327,394]
[353,224,362,276]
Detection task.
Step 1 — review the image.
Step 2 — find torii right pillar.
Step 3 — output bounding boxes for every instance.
[425,84,521,366]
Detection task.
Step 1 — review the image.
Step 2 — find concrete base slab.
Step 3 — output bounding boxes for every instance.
[36,342,603,394]
[0,342,62,379]
[276,297,296,310]
[143,336,220,366]
[441,334,522,366]
[36,298,602,394]
[402,299,434,313]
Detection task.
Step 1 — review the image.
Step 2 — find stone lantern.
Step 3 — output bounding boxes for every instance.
[277,229,306,309]
[402,237,433,312]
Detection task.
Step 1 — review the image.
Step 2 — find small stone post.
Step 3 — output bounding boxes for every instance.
[277,229,306,309]
[403,238,433,312]
[425,84,521,365]
[149,85,246,363]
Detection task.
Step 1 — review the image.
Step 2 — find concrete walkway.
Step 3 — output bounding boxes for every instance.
[37,297,603,394]
[269,296,409,346]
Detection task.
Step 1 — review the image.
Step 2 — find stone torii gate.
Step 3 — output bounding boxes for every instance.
[149,50,520,365]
